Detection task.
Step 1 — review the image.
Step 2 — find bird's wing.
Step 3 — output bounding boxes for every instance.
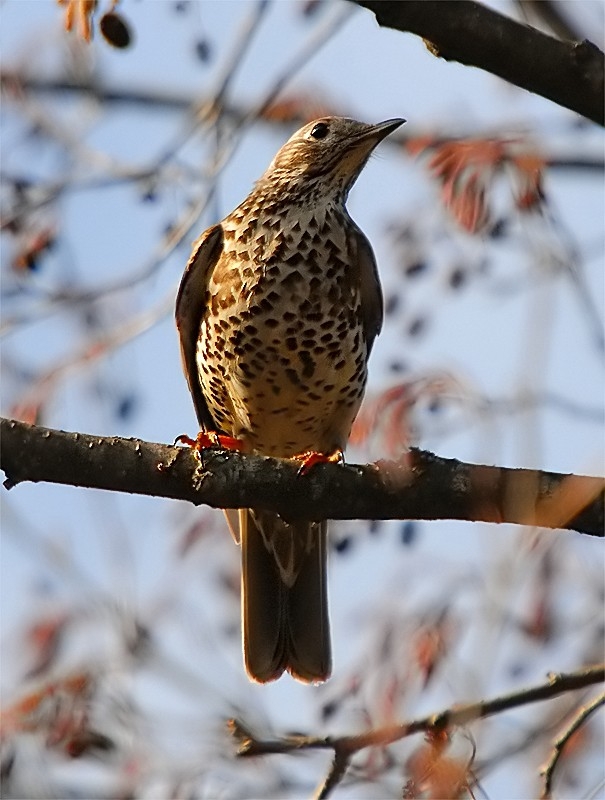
[349,224,383,356]
[175,223,223,431]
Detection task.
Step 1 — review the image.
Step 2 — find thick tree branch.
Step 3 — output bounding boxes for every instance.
[349,0,604,126]
[230,663,605,800]
[1,418,603,536]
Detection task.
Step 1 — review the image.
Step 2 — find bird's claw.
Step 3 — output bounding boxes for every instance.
[174,431,245,452]
[293,449,344,476]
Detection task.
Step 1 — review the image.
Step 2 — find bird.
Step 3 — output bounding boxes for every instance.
[176,115,405,683]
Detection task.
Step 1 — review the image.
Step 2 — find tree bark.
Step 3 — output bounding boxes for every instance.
[1,418,603,536]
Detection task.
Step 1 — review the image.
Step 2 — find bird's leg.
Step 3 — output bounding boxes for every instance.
[293,448,344,476]
[175,430,245,451]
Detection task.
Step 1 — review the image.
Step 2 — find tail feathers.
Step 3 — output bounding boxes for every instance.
[240,509,331,683]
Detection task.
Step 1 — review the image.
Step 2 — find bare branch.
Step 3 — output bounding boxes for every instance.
[539,691,605,799]
[348,0,604,126]
[1,418,603,536]
[315,749,351,800]
[231,664,605,799]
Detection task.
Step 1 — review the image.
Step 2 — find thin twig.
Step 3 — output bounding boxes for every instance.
[8,290,174,421]
[315,747,352,800]
[234,664,605,756]
[231,664,604,799]
[0,186,215,337]
[539,691,605,799]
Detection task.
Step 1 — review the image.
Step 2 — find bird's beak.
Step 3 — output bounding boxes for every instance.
[341,118,405,172]
[346,118,406,158]
[366,118,406,142]
[328,117,406,184]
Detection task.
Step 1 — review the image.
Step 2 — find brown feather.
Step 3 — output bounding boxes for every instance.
[241,510,331,683]
[175,224,223,431]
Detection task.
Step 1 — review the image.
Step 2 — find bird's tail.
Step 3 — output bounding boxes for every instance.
[240,508,331,683]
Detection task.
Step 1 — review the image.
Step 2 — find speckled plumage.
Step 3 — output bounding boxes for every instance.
[176,116,404,683]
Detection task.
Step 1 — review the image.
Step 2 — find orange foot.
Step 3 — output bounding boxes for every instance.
[175,431,245,452]
[293,448,344,476]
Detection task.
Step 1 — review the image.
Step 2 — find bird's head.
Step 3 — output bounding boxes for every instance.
[260,116,405,199]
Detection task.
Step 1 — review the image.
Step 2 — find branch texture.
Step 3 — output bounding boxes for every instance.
[1,418,603,536]
[351,0,604,125]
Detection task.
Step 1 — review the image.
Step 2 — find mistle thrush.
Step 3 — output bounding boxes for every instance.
[176,116,404,682]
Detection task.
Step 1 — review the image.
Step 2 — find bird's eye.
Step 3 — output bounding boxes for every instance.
[309,122,329,140]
